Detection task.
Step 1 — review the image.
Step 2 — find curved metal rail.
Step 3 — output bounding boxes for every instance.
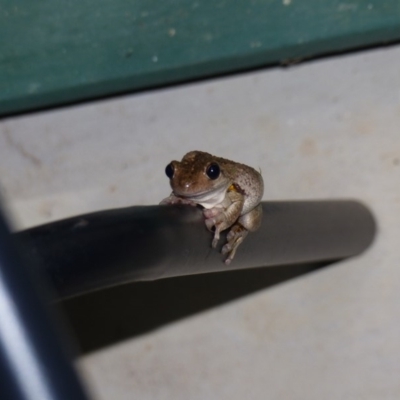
[0,210,89,399]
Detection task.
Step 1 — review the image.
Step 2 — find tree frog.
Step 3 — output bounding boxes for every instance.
[160,151,264,265]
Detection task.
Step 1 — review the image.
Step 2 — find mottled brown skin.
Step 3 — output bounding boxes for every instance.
[160,151,264,264]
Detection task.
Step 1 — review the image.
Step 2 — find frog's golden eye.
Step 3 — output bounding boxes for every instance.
[206,163,220,180]
[165,163,174,179]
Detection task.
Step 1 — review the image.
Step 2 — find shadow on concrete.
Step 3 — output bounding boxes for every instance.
[60,261,335,355]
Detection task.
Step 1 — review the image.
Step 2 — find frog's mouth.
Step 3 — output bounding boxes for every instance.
[173,185,229,209]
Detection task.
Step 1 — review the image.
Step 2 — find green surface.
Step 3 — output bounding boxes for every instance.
[1,0,400,115]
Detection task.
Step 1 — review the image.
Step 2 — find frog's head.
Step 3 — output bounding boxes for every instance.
[164,151,231,208]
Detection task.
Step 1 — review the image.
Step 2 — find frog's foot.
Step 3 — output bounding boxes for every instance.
[160,194,197,206]
[203,207,229,248]
[222,224,249,265]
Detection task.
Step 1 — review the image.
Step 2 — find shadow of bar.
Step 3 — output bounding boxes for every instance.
[60,260,332,355]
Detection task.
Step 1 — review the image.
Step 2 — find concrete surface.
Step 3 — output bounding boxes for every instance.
[1,44,400,399]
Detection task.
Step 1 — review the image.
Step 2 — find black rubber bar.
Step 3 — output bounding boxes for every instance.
[15,201,376,300]
[0,210,90,399]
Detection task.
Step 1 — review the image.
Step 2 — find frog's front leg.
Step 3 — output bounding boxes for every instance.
[222,204,263,265]
[221,224,248,265]
[160,193,198,206]
[203,190,244,248]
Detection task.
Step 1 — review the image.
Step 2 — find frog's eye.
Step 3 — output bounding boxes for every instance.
[165,163,174,179]
[206,163,220,180]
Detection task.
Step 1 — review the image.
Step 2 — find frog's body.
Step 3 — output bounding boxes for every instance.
[160,151,264,264]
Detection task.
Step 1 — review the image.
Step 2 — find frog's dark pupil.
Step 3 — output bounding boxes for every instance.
[206,163,220,180]
[165,163,174,179]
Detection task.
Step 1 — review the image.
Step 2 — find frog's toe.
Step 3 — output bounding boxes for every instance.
[211,228,221,248]
[205,218,216,232]
[226,228,237,242]
[223,247,238,265]
[222,224,249,263]
[224,257,232,266]
[160,195,197,206]
[221,242,232,255]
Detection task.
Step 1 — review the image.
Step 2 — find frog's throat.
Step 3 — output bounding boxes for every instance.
[175,185,229,209]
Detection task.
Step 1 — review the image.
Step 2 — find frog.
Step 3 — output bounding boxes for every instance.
[160,151,264,264]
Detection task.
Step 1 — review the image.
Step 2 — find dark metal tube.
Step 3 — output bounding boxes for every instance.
[0,211,90,399]
[15,201,376,300]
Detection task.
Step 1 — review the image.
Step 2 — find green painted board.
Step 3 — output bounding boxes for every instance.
[1,0,400,116]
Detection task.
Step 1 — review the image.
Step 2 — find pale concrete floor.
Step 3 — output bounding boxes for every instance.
[1,44,400,399]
